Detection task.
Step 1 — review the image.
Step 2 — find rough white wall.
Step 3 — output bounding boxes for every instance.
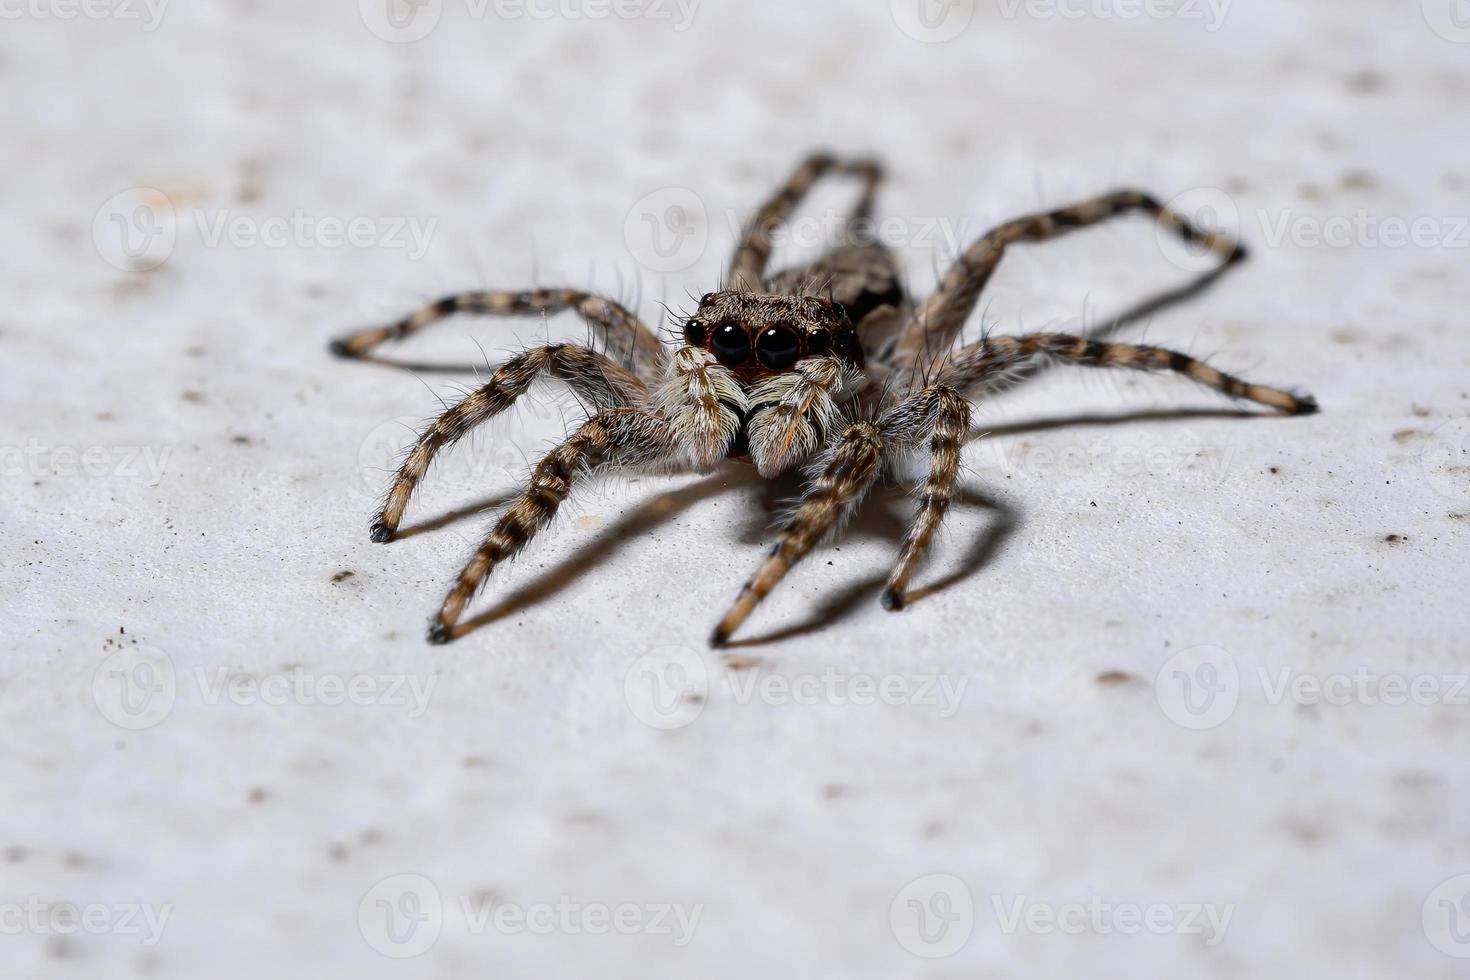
[4,0,1470,977]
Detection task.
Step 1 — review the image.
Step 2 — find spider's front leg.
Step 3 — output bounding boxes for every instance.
[430,407,679,643]
[371,344,647,543]
[330,287,666,381]
[711,421,885,647]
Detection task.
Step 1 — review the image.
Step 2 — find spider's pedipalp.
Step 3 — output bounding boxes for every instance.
[711,421,884,646]
[434,408,680,642]
[330,287,666,381]
[744,356,858,478]
[372,343,647,541]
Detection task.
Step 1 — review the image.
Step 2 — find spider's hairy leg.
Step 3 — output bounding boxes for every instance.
[745,356,857,478]
[330,287,666,380]
[370,344,647,543]
[877,386,971,611]
[889,189,1245,369]
[430,408,678,643]
[727,152,884,292]
[935,333,1317,415]
[710,422,884,647]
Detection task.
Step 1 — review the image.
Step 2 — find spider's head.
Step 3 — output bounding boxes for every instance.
[682,291,864,381]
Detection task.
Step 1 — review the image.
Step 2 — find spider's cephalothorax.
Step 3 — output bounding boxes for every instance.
[330,152,1317,647]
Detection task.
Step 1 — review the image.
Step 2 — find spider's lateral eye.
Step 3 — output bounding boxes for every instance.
[684,319,705,346]
[701,292,718,306]
[831,301,848,320]
[756,325,801,370]
[807,328,832,356]
[711,322,750,366]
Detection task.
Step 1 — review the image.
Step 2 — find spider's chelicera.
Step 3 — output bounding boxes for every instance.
[330,153,1317,646]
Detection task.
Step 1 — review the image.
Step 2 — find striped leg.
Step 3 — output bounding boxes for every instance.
[710,421,884,647]
[371,344,647,543]
[933,333,1317,415]
[330,288,666,381]
[431,408,677,643]
[888,190,1245,370]
[879,386,971,611]
[726,153,884,292]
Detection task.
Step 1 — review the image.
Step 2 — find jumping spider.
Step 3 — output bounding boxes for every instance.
[330,153,1316,646]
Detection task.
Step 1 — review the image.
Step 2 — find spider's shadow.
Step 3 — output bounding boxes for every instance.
[373,261,1272,646]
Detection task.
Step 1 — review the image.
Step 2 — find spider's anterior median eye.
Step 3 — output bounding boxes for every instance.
[756,326,801,370]
[711,323,750,365]
[684,319,705,346]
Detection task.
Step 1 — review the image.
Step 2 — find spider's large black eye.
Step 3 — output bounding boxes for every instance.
[684,319,705,346]
[711,323,749,365]
[756,326,801,370]
[807,328,832,357]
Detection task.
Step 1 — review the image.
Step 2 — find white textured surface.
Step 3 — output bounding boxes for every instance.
[5,1,1470,977]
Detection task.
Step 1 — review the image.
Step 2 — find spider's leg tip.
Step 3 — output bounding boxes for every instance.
[708,626,731,649]
[880,588,906,612]
[426,622,453,645]
[328,337,357,358]
[369,518,394,544]
[1291,394,1320,416]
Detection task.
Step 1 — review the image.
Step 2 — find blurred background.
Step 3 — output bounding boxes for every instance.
[5,0,1470,977]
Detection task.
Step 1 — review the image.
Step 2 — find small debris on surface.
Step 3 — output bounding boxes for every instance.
[1384,534,1407,544]
[331,570,355,583]
[1095,671,1136,687]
